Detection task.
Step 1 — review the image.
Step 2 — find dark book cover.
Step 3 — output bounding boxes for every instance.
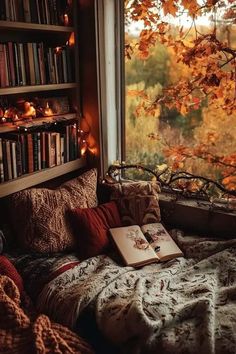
[30,0,38,23]
[0,0,6,20]
[23,0,31,22]
[33,133,39,171]
[65,45,73,82]
[15,0,24,22]
[0,44,7,88]
[0,138,4,182]
[35,0,41,24]
[16,141,22,177]
[16,43,23,86]
[27,134,34,174]
[41,131,46,169]
[7,42,16,87]
[2,140,9,181]
[5,44,12,86]
[23,43,30,85]
[32,42,41,85]
[20,134,27,175]
[14,43,20,86]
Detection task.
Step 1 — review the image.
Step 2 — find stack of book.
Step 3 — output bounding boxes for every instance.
[0,42,73,88]
[0,0,70,25]
[0,122,79,182]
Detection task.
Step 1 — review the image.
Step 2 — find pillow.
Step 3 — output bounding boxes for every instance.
[8,169,98,253]
[108,181,161,226]
[0,255,24,296]
[70,201,121,259]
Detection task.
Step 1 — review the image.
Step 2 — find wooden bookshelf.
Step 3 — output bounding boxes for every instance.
[0,1,84,197]
[0,157,86,198]
[0,83,77,96]
[0,21,74,33]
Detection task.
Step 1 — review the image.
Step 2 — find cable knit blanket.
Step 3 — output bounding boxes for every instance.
[37,230,236,354]
[0,275,94,354]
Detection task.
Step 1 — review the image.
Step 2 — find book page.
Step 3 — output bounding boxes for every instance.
[109,225,159,267]
[141,223,183,261]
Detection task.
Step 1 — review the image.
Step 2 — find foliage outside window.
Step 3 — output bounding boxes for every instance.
[124,0,236,202]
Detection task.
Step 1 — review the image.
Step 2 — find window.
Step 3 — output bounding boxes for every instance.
[123,1,236,201]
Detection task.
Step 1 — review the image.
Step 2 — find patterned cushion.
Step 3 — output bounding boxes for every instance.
[8,169,98,253]
[109,181,161,226]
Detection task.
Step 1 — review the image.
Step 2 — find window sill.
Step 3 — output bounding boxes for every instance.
[159,192,236,238]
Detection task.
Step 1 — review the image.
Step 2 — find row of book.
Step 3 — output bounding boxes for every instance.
[0,42,73,88]
[0,123,79,182]
[0,0,71,26]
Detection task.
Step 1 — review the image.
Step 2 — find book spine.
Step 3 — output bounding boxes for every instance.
[60,135,65,164]
[20,134,27,174]
[0,44,7,88]
[66,125,70,162]
[16,140,22,177]
[33,133,38,171]
[44,0,50,24]
[0,0,6,20]
[11,141,17,179]
[55,132,61,165]
[50,133,56,167]
[30,0,38,23]
[16,43,23,86]
[5,0,10,21]
[32,42,40,85]
[65,44,73,83]
[6,140,12,180]
[38,43,46,85]
[35,0,41,24]
[2,140,8,181]
[0,138,4,182]
[53,51,59,84]
[13,43,20,86]
[62,47,68,83]
[3,44,10,87]
[41,131,46,169]
[27,134,34,173]
[23,0,31,22]
[16,0,25,22]
[18,43,26,85]
[45,132,51,168]
[27,43,36,85]
[35,132,40,170]
[8,42,16,87]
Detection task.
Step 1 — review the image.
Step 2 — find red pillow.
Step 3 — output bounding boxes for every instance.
[70,201,121,259]
[0,255,24,296]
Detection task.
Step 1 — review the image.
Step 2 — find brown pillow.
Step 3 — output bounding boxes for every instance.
[109,181,161,226]
[8,169,98,253]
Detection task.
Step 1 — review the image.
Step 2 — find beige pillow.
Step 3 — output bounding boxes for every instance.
[108,181,161,226]
[8,169,98,253]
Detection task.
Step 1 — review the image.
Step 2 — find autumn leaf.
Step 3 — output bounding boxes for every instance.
[162,0,178,16]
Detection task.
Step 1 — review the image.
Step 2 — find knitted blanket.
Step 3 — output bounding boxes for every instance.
[37,230,236,354]
[0,275,94,354]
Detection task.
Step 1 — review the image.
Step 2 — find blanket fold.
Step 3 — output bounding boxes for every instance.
[37,230,236,354]
[0,275,94,354]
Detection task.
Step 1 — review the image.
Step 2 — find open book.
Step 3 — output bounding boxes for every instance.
[109,223,183,267]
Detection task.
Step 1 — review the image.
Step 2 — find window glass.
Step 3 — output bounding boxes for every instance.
[124,1,236,199]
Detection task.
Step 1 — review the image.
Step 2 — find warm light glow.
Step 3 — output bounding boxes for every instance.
[63,13,69,26]
[55,46,62,54]
[69,32,75,46]
[81,140,88,156]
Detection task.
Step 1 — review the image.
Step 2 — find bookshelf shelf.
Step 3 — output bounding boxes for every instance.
[0,21,74,34]
[0,157,86,198]
[0,113,77,133]
[0,83,77,96]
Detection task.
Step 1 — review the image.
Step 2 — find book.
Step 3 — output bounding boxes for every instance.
[109,223,183,267]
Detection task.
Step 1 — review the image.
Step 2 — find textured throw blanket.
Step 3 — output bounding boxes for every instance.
[0,275,94,354]
[37,231,236,354]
